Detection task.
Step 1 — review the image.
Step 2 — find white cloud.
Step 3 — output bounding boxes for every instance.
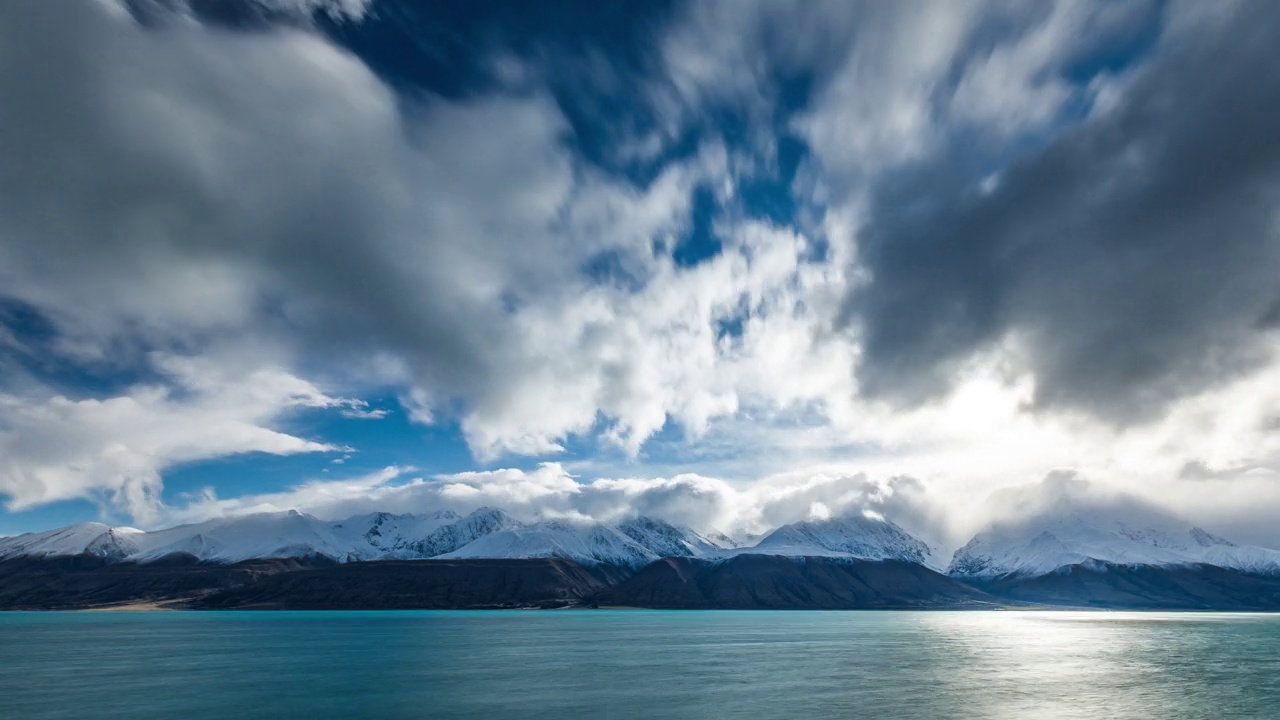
[37,324,1280,554]
[161,461,912,543]
[0,354,347,523]
[166,465,411,525]
[0,1,736,465]
[796,1,982,178]
[2,0,1277,555]
[337,402,389,420]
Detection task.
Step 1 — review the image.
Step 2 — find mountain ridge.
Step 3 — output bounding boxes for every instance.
[948,503,1280,579]
[8,501,1280,580]
[0,508,733,570]
[6,500,1280,612]
[740,514,936,567]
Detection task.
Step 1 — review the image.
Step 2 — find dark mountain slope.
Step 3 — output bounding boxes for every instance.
[0,553,321,609]
[970,562,1280,610]
[597,555,998,609]
[193,558,628,609]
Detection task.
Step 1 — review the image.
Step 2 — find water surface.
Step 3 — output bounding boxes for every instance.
[1,610,1277,719]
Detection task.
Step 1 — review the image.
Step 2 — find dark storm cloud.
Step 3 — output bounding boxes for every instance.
[846,1,1280,421]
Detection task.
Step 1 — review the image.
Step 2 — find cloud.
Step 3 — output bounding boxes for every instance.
[946,1,1158,135]
[2,0,1278,551]
[794,1,982,179]
[164,460,951,547]
[11,0,863,470]
[843,0,1280,421]
[0,1,861,516]
[969,468,1280,551]
[337,402,389,420]
[0,1,752,464]
[143,430,1280,561]
[0,353,346,523]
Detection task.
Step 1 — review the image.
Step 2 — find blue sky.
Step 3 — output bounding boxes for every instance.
[1,0,1279,548]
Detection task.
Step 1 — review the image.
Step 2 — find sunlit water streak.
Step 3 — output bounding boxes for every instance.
[1,610,1277,719]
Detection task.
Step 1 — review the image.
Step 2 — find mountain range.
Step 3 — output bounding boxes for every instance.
[3,501,1279,610]
[0,507,934,569]
[0,508,729,568]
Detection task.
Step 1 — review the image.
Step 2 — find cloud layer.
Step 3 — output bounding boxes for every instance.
[166,462,946,550]
[1,1,1278,543]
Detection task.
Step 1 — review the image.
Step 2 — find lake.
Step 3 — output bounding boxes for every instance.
[1,610,1277,719]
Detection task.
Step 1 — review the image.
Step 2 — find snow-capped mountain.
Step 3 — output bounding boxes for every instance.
[406,507,522,558]
[615,517,721,557]
[331,510,462,559]
[439,519,661,568]
[703,531,745,549]
[18,500,1274,581]
[738,513,935,566]
[124,509,466,564]
[0,508,722,568]
[0,522,144,561]
[126,507,526,564]
[129,510,357,563]
[435,515,733,568]
[949,501,1280,579]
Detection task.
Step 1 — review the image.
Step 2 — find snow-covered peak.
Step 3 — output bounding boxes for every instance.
[408,507,523,558]
[703,531,743,549]
[439,519,659,568]
[130,511,352,563]
[0,522,143,561]
[0,509,523,565]
[615,516,720,557]
[741,513,934,566]
[949,502,1280,578]
[1189,527,1235,548]
[0,506,948,570]
[329,510,462,560]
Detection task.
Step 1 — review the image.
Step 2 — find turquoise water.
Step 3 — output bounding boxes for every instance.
[1,611,1278,719]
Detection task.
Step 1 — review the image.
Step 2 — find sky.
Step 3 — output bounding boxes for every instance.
[1,0,1278,554]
